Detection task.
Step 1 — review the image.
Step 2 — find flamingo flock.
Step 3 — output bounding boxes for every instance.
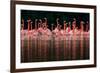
[21,18,89,40]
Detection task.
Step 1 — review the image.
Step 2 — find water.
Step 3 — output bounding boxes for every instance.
[21,30,89,63]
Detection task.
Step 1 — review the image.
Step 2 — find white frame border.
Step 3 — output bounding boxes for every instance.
[15,4,94,69]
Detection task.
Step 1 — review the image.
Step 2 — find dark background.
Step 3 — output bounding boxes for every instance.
[21,10,89,30]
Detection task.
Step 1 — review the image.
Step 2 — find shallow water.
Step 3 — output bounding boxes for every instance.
[21,31,89,63]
